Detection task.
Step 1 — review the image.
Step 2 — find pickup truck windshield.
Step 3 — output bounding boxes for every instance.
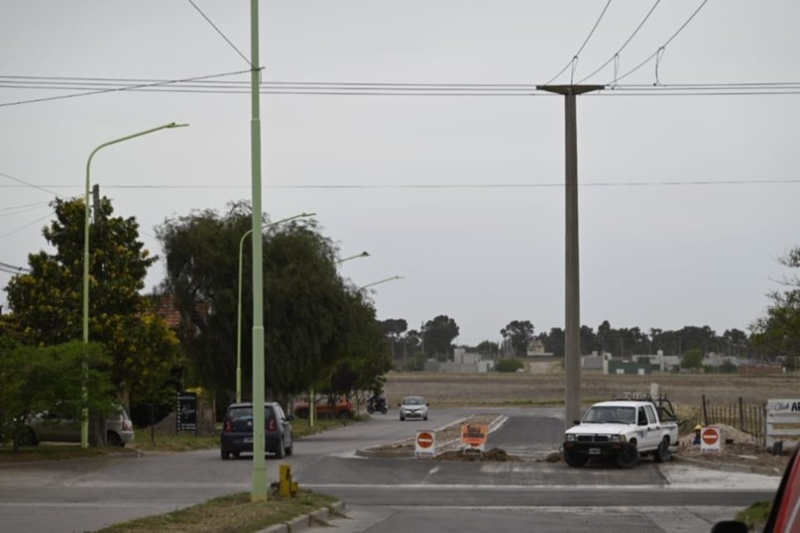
[583,406,636,424]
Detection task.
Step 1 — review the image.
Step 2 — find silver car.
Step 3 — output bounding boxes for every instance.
[398,396,429,421]
[17,407,135,447]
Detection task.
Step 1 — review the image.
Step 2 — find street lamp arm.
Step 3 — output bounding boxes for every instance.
[337,251,370,264]
[360,275,404,290]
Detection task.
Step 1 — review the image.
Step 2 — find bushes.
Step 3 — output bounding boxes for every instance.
[495,358,525,373]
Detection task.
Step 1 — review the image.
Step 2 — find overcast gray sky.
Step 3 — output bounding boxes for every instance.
[1,1,798,346]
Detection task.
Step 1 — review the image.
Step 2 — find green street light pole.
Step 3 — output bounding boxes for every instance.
[360,275,404,290]
[81,122,188,449]
[249,0,268,501]
[236,212,315,403]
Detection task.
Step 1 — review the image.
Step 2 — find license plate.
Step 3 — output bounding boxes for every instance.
[244,437,253,444]
[589,448,601,455]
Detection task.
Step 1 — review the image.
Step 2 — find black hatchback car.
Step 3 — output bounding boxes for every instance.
[220,402,293,460]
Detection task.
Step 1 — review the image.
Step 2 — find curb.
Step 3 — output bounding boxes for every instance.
[673,453,784,477]
[258,501,346,533]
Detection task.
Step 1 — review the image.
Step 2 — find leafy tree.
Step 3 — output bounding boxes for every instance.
[0,341,115,451]
[377,318,407,362]
[495,357,524,373]
[500,320,535,357]
[681,348,704,370]
[3,197,182,406]
[476,340,499,358]
[157,201,384,400]
[539,327,565,357]
[752,246,800,359]
[422,315,460,360]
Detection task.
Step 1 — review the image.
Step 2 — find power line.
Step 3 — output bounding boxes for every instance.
[542,0,613,86]
[186,0,253,68]
[0,170,64,198]
[6,75,800,98]
[0,261,30,273]
[0,210,54,239]
[0,179,798,190]
[609,0,709,85]
[576,0,662,85]
[0,69,251,108]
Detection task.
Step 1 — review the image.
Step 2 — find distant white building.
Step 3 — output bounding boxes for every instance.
[440,348,494,373]
[527,338,553,357]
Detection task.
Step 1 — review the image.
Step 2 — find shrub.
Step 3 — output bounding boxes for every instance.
[495,358,524,373]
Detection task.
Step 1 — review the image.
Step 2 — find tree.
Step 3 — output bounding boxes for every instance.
[0,341,114,451]
[476,340,499,358]
[3,197,182,407]
[377,318,407,363]
[500,320,535,357]
[752,246,800,359]
[422,315,460,360]
[157,201,384,400]
[681,348,704,370]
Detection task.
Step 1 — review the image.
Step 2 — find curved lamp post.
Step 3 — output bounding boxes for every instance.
[236,212,315,403]
[360,275,404,290]
[82,122,188,449]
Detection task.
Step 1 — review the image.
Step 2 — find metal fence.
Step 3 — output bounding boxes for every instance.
[685,395,767,447]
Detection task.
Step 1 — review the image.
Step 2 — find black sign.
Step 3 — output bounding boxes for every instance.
[176,392,197,433]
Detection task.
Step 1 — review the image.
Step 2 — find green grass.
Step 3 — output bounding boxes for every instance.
[734,500,772,530]
[93,490,339,533]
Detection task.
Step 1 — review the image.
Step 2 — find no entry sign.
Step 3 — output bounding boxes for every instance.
[415,430,436,458]
[701,427,721,453]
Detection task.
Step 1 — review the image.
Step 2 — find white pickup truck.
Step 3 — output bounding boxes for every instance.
[562,398,679,469]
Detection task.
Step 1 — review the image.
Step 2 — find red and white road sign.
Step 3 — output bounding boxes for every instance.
[701,427,721,453]
[415,430,436,458]
[417,431,434,448]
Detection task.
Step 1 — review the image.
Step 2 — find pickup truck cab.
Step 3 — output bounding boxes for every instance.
[563,398,679,469]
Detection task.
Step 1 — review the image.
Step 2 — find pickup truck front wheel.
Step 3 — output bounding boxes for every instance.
[654,437,671,463]
[563,448,590,467]
[615,442,639,469]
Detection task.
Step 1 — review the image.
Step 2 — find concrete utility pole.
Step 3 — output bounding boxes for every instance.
[539,85,603,430]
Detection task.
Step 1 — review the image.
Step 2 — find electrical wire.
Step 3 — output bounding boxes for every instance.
[0,211,54,239]
[576,0,661,85]
[542,0,613,86]
[0,69,251,108]
[5,75,800,98]
[0,261,30,273]
[1,179,798,190]
[609,0,709,85]
[186,0,253,68]
[0,171,64,198]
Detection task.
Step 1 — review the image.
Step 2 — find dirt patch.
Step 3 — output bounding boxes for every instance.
[437,448,522,462]
[674,423,791,472]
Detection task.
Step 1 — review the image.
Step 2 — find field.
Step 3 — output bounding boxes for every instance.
[383,369,800,408]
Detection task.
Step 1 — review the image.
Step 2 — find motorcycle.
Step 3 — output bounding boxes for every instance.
[366,396,388,414]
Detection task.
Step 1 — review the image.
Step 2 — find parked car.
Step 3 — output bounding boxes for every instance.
[220,402,293,460]
[16,407,135,447]
[398,396,429,421]
[293,396,353,419]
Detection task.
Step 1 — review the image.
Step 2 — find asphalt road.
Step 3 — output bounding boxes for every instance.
[0,407,780,533]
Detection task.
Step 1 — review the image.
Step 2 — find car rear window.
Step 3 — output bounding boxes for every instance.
[226,406,277,432]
